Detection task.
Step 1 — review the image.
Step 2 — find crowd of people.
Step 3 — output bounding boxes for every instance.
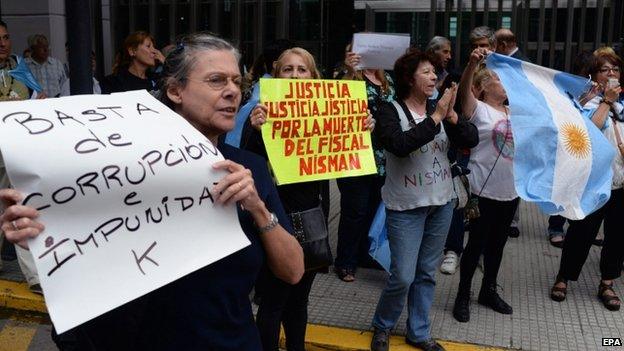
[0,17,623,351]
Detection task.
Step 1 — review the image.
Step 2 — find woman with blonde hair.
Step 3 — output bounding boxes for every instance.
[452,48,519,323]
[241,47,327,351]
[101,31,165,93]
[242,46,375,350]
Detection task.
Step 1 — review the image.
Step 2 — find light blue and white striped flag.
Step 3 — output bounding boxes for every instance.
[486,53,614,220]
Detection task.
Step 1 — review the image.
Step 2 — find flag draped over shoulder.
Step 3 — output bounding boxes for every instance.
[486,53,614,220]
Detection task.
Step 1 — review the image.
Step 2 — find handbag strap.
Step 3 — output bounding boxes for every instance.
[611,116,624,158]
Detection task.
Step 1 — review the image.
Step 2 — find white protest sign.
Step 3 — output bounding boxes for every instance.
[0,90,250,333]
[352,32,411,70]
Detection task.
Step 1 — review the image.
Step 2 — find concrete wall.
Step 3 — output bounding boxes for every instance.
[1,0,67,64]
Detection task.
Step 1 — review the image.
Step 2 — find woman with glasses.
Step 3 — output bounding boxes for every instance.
[0,33,304,350]
[551,47,624,311]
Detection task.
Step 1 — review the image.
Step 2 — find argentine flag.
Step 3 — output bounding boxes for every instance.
[486,53,614,220]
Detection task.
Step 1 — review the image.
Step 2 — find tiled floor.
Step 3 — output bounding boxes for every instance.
[309,181,623,351]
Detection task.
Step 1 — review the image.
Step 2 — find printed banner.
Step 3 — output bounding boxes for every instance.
[260,78,377,185]
[0,90,249,333]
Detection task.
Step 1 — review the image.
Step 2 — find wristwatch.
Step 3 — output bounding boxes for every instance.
[257,212,278,233]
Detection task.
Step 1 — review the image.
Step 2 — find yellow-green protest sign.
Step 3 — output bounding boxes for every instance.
[260,78,377,185]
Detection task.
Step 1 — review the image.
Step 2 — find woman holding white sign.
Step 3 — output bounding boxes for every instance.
[0,33,304,351]
[370,49,478,351]
[333,45,395,283]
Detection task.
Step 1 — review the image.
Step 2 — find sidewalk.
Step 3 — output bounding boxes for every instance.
[1,181,622,350]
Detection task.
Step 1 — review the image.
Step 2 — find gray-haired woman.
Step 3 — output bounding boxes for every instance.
[0,33,304,351]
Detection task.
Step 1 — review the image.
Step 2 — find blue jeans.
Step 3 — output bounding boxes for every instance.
[372,201,454,342]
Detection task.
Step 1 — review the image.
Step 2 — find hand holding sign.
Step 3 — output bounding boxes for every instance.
[352,33,411,70]
[0,188,44,249]
[259,78,377,185]
[0,90,250,333]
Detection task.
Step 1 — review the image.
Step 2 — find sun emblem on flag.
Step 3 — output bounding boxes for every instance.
[561,122,591,159]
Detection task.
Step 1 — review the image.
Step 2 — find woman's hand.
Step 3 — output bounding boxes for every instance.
[579,81,603,106]
[469,48,489,66]
[604,85,622,104]
[0,189,45,249]
[431,86,454,123]
[364,110,376,131]
[444,83,459,124]
[250,104,268,131]
[211,160,265,212]
[344,51,361,71]
[153,48,166,65]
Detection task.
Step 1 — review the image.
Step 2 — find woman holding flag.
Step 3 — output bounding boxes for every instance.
[550,48,624,311]
[452,47,519,323]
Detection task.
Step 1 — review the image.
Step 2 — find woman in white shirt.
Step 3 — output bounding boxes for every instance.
[551,48,624,311]
[453,48,519,323]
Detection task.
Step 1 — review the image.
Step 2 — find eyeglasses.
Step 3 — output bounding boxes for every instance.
[598,67,621,74]
[188,74,242,90]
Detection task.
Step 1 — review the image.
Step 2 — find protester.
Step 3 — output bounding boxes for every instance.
[469,26,496,51]
[241,47,333,351]
[425,36,452,90]
[550,48,624,311]
[0,20,45,295]
[370,49,478,351]
[0,33,304,350]
[101,31,164,93]
[24,34,67,98]
[453,48,519,323]
[333,45,395,282]
[494,28,529,61]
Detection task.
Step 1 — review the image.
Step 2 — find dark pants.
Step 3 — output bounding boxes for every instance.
[458,196,519,296]
[335,174,384,270]
[558,188,624,281]
[548,215,567,235]
[444,208,465,255]
[256,271,317,351]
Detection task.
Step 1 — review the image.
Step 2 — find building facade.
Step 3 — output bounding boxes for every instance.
[1,0,623,77]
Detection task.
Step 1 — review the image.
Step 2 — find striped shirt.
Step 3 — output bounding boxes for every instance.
[25,56,67,97]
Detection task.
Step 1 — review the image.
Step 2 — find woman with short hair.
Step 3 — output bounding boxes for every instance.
[0,33,304,350]
[550,48,624,311]
[370,49,478,351]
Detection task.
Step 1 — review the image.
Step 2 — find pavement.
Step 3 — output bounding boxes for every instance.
[1,180,623,350]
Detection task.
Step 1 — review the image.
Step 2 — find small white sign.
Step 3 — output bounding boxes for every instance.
[0,90,250,333]
[352,32,411,70]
